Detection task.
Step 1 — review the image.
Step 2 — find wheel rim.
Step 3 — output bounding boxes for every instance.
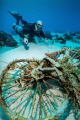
[0,59,68,120]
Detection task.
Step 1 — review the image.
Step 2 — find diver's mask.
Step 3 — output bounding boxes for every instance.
[36,23,43,31]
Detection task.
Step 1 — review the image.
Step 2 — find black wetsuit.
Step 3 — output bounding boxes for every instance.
[19,21,45,39]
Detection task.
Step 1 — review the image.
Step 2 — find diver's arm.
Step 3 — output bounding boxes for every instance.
[40,30,46,38]
[19,33,29,44]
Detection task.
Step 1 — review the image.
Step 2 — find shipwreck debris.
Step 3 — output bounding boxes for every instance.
[0,47,80,120]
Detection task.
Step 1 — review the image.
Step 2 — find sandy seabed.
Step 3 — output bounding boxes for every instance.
[0,39,80,74]
[0,43,61,74]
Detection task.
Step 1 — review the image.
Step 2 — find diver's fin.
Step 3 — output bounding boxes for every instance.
[8,11,22,20]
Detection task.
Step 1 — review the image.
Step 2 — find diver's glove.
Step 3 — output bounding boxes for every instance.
[24,37,28,45]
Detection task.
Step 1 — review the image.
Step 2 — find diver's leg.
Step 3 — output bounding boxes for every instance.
[22,20,28,26]
[16,16,23,25]
[8,11,23,25]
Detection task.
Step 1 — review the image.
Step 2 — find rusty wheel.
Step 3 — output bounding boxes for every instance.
[0,59,68,120]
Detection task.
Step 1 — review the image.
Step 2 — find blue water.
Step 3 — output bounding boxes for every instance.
[0,0,80,33]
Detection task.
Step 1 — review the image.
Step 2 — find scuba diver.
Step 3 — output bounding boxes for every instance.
[8,11,46,44]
